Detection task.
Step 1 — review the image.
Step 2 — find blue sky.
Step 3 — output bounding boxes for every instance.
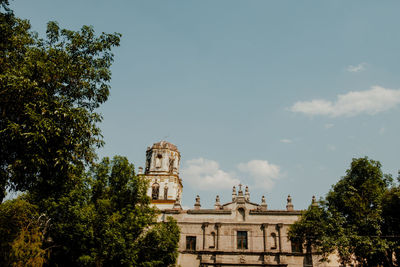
[12,1,400,209]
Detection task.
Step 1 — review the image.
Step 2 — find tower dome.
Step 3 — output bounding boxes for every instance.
[145,140,180,175]
[149,140,178,152]
[144,141,182,210]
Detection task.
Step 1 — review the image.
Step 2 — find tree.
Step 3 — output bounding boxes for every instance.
[0,197,48,266]
[0,0,121,202]
[0,3,180,266]
[381,177,400,266]
[47,156,180,267]
[289,157,395,266]
[137,216,180,267]
[288,202,338,264]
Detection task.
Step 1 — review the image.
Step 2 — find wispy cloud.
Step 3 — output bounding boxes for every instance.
[324,123,334,129]
[346,62,367,73]
[238,160,281,190]
[290,86,400,117]
[379,127,385,135]
[327,144,336,151]
[280,139,292,143]
[182,158,239,190]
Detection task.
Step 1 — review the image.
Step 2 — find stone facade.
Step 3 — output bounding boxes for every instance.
[142,141,340,267]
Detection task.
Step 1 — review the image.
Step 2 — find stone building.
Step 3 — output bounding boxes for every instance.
[140,141,182,210]
[141,141,340,267]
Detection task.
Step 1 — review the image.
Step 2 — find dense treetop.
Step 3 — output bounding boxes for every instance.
[0,0,120,201]
[289,157,400,266]
[0,1,180,266]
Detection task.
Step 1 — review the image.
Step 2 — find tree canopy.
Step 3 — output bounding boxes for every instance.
[0,1,180,266]
[0,197,47,266]
[289,157,400,266]
[0,0,120,202]
[46,156,180,267]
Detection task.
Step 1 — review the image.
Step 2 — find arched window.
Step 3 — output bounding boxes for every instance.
[164,186,168,200]
[238,208,245,221]
[152,183,159,200]
[155,154,162,168]
[209,232,216,248]
[271,233,277,249]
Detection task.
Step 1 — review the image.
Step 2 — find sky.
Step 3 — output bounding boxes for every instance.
[11,0,400,210]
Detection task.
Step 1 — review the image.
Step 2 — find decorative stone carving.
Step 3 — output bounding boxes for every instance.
[261,195,267,211]
[151,183,159,200]
[238,183,243,196]
[164,186,168,200]
[286,195,294,211]
[194,195,201,210]
[311,195,318,207]
[232,186,237,201]
[245,186,250,201]
[173,193,182,210]
[214,195,221,209]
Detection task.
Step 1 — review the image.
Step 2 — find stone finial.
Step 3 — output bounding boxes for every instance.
[214,195,221,210]
[138,167,143,175]
[286,195,294,211]
[173,193,182,210]
[261,195,267,211]
[194,195,201,210]
[238,183,243,196]
[232,186,237,201]
[311,195,318,207]
[245,186,250,201]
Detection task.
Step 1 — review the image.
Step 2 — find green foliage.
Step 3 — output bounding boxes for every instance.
[10,223,47,267]
[138,216,180,267]
[0,0,121,201]
[382,181,400,266]
[0,2,180,266]
[326,158,389,265]
[289,157,399,266]
[288,202,337,261]
[0,197,47,266]
[46,156,180,267]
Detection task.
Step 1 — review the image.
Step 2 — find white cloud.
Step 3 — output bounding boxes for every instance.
[182,158,282,191]
[181,158,239,190]
[280,139,292,143]
[379,127,385,135]
[324,123,334,129]
[346,62,367,73]
[290,86,400,117]
[237,160,281,190]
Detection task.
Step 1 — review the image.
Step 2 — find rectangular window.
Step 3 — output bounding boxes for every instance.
[291,241,303,253]
[237,231,248,249]
[186,236,196,251]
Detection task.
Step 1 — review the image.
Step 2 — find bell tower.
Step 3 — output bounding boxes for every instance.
[143,141,182,210]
